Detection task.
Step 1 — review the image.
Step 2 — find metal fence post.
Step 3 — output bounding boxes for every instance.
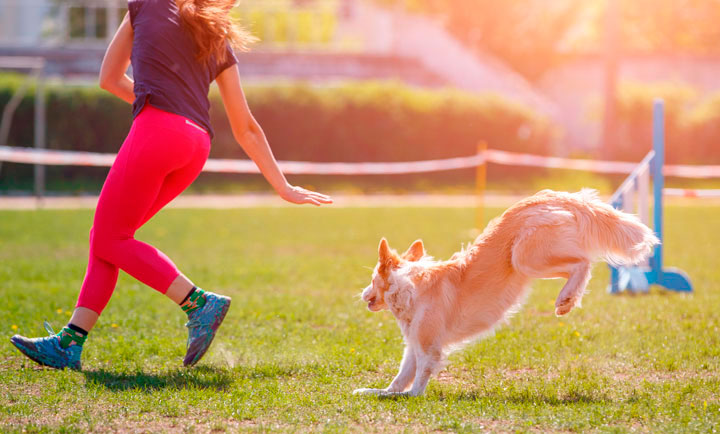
[34,68,46,208]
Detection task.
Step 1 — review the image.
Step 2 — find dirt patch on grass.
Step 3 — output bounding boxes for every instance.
[435,371,456,384]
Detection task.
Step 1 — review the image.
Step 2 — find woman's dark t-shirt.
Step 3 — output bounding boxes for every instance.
[128,0,238,138]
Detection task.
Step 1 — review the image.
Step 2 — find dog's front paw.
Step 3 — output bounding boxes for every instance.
[353,388,387,396]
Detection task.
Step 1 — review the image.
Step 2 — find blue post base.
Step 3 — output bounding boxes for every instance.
[608,265,693,294]
[657,267,693,292]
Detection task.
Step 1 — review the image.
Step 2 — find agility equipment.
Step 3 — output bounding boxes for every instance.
[607,100,692,294]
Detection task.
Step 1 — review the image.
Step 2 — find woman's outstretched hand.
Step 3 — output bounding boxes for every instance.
[278,184,333,206]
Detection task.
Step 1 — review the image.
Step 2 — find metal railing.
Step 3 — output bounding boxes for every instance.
[0,56,47,206]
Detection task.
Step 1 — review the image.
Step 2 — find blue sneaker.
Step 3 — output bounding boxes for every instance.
[183,292,231,367]
[10,321,83,371]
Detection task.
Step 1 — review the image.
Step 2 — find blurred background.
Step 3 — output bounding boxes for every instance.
[1,0,720,195]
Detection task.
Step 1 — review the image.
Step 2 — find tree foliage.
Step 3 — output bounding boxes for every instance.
[620,0,720,54]
[376,0,720,80]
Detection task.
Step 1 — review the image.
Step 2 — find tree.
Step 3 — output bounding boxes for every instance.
[375,0,720,80]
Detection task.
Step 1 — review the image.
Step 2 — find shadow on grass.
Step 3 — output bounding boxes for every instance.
[82,362,308,392]
[83,365,233,392]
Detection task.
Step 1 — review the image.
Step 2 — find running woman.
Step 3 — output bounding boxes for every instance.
[10,0,332,370]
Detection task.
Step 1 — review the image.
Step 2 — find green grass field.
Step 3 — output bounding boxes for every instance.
[1,205,719,433]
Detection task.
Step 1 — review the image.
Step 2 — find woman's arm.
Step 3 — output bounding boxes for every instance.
[216,65,332,206]
[99,13,135,104]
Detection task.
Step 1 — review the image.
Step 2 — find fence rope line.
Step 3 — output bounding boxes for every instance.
[664,188,720,198]
[2,145,720,178]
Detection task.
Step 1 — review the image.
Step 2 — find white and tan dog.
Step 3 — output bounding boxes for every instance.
[354,190,659,397]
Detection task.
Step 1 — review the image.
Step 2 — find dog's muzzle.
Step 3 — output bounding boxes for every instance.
[362,285,381,311]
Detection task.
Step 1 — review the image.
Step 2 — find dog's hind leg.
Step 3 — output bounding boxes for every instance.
[554,260,591,316]
[512,226,591,316]
[517,250,592,315]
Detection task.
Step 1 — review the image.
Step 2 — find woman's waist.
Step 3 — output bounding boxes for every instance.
[135,102,210,137]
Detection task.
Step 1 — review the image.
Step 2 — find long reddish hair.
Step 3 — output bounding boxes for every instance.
[176,0,256,65]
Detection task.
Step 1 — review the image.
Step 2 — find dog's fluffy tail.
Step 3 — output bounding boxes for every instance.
[578,190,660,265]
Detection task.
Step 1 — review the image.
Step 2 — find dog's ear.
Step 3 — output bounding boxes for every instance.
[378,238,400,268]
[378,238,391,261]
[402,239,425,262]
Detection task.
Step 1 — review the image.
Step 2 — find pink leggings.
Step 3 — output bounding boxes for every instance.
[76,105,210,314]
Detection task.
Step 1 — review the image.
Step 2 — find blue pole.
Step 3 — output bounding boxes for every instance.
[652,100,664,282]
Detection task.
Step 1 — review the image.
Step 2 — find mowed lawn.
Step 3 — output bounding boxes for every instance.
[0,204,719,433]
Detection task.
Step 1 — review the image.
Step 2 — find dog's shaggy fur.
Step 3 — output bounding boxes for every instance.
[354,190,659,397]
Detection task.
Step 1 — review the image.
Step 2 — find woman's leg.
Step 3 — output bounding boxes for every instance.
[70,229,119,330]
[75,108,210,319]
[136,160,213,305]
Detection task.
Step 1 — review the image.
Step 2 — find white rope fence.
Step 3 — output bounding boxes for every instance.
[664,188,720,198]
[2,144,720,203]
[3,145,720,178]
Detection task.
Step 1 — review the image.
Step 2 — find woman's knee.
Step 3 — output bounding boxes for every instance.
[89,226,130,263]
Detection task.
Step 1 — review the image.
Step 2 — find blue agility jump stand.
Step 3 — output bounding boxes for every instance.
[608,100,693,294]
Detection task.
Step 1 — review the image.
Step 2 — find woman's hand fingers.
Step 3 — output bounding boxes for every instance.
[308,193,332,203]
[298,188,332,204]
[301,194,330,206]
[296,187,331,201]
[280,185,333,206]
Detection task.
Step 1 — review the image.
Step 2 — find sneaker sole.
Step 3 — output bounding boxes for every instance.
[9,336,79,370]
[183,298,231,367]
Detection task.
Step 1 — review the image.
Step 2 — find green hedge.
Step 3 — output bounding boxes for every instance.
[0,75,556,192]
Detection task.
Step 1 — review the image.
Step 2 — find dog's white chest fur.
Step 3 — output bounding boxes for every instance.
[385,270,416,325]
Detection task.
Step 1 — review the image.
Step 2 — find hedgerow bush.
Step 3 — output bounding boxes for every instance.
[0,75,556,191]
